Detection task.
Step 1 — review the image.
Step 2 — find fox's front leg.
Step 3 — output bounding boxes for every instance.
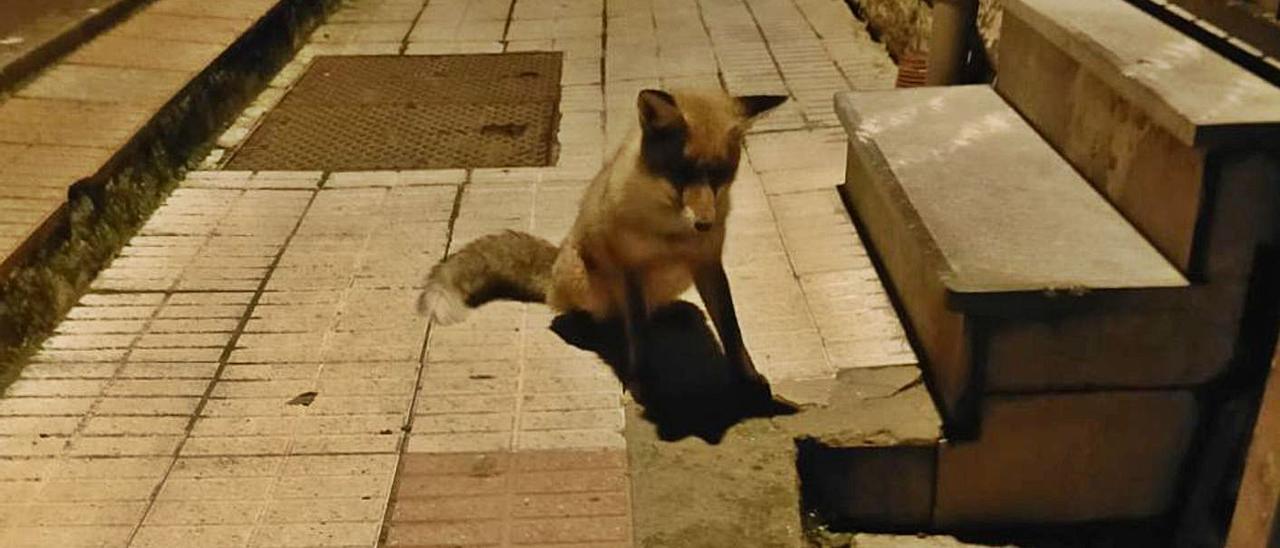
[694,262,770,395]
[618,271,649,386]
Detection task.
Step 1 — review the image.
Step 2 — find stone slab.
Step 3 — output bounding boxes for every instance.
[786,366,940,529]
[935,390,1198,525]
[837,85,1219,429]
[780,365,940,448]
[995,12,1208,272]
[1005,0,1280,147]
[0,98,151,149]
[837,85,1186,303]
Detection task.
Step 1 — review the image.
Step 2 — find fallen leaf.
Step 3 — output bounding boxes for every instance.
[287,391,318,406]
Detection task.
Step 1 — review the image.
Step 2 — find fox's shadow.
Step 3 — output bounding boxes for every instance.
[549,301,796,444]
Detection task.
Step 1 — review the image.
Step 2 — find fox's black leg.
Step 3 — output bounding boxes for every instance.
[694,262,770,396]
[620,271,649,386]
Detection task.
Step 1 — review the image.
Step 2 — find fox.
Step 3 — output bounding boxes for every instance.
[417,88,788,398]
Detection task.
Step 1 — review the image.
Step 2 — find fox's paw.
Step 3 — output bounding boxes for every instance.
[417,282,469,325]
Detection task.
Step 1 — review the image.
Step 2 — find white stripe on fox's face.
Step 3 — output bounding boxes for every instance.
[680,183,716,232]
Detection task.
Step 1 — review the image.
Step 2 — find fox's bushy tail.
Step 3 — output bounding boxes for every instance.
[417,230,559,325]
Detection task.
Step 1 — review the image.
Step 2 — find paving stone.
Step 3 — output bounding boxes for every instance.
[313,21,414,43]
[511,491,629,518]
[105,379,211,397]
[20,361,125,382]
[0,416,80,436]
[17,64,192,110]
[326,169,467,188]
[388,449,630,545]
[0,501,149,526]
[148,0,273,20]
[144,500,263,525]
[248,522,382,547]
[5,379,109,397]
[0,525,134,548]
[521,392,619,412]
[82,416,191,436]
[131,524,254,548]
[519,409,624,431]
[41,334,137,350]
[0,398,97,416]
[406,432,511,453]
[769,189,867,275]
[65,34,223,73]
[0,480,44,499]
[517,429,627,450]
[291,434,401,454]
[415,413,515,434]
[416,394,518,415]
[0,98,151,149]
[94,397,203,417]
[179,436,292,457]
[68,436,185,457]
[38,478,161,502]
[385,520,504,546]
[116,362,219,380]
[261,497,386,523]
[512,468,627,493]
[191,415,402,436]
[154,476,279,502]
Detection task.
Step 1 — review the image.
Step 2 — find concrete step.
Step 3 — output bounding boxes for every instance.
[788,366,941,529]
[794,367,1194,528]
[994,4,1280,401]
[997,0,1280,276]
[833,84,1218,431]
[822,4,1280,528]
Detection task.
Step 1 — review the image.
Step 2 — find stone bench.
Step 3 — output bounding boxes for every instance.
[838,85,1194,430]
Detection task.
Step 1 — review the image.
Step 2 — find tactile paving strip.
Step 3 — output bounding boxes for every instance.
[227,53,563,171]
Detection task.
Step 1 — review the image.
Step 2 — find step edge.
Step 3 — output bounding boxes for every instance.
[834,89,1190,317]
[1004,0,1280,148]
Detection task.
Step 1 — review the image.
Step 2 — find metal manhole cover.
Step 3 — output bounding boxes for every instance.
[226,53,563,171]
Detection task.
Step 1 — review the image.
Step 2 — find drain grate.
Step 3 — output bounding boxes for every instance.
[226,53,563,171]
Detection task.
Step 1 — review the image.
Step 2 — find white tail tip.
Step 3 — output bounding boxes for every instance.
[417,281,469,325]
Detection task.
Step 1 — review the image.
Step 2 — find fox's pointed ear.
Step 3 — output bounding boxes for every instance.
[737,94,789,119]
[637,89,683,133]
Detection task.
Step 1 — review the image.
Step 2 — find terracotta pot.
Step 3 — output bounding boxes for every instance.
[895,50,929,88]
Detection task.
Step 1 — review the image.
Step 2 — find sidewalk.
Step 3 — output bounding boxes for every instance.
[0,0,140,90]
[0,0,907,545]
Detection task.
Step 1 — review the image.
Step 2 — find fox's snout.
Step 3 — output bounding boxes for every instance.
[680,184,716,232]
